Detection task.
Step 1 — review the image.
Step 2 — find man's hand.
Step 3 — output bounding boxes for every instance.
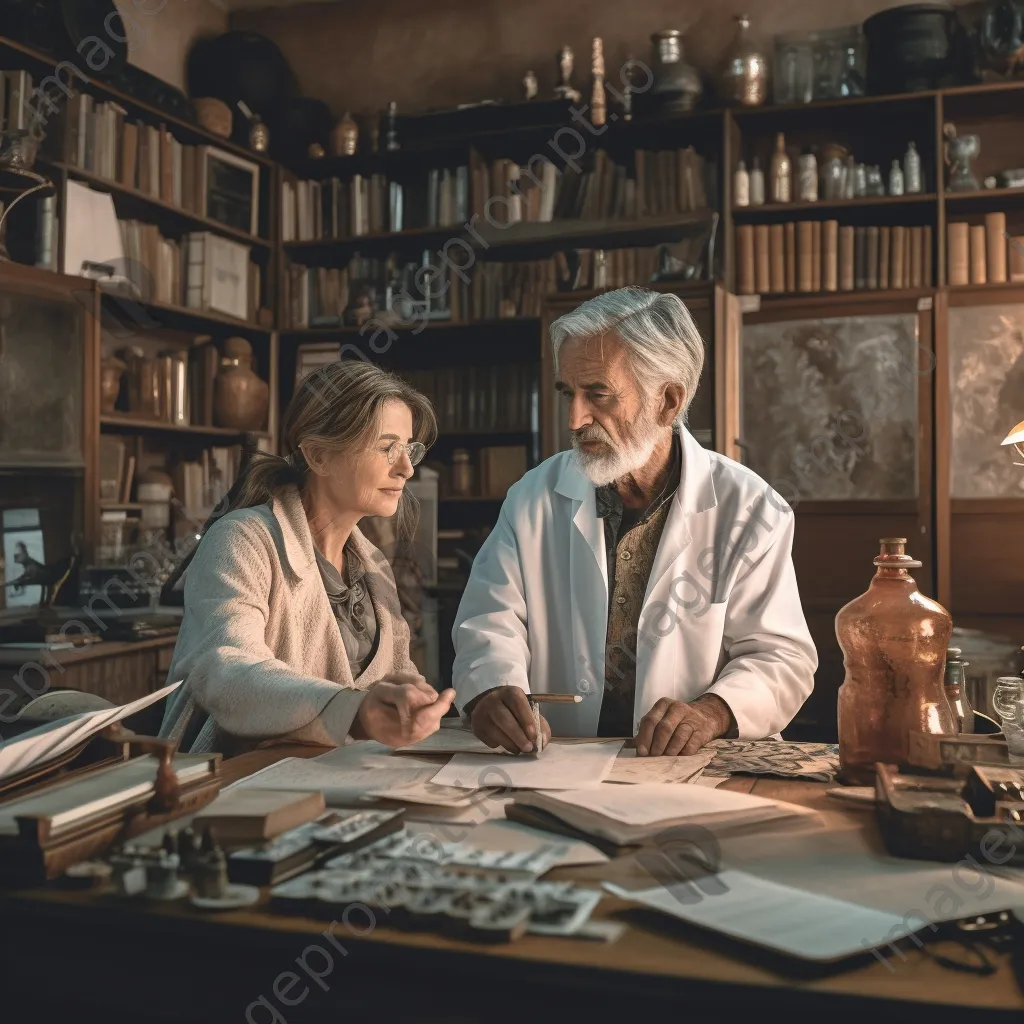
[351,672,456,747]
[635,695,735,756]
[468,686,551,754]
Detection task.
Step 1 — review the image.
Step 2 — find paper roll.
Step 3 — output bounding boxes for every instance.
[970,224,987,285]
[755,224,771,294]
[785,222,796,293]
[985,212,1007,284]
[947,222,969,286]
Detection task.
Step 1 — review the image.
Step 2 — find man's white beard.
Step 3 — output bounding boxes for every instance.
[571,416,663,487]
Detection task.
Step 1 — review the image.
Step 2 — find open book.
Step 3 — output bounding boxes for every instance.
[0,682,181,788]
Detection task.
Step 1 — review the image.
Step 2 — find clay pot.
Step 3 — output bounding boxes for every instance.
[194,97,233,138]
[213,337,269,431]
[100,356,125,414]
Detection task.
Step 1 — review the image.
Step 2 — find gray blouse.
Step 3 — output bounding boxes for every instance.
[314,542,379,679]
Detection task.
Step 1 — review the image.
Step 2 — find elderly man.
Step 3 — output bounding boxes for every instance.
[452,286,817,757]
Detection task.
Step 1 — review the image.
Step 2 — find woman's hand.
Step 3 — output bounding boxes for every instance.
[350,672,456,747]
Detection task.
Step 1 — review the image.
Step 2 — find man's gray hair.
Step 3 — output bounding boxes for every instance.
[549,287,705,420]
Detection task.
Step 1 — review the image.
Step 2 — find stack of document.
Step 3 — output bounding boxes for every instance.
[512,783,814,846]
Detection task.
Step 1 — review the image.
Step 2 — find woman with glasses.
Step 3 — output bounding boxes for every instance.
[159,361,455,754]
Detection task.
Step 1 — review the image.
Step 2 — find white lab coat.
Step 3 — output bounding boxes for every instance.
[452,428,817,739]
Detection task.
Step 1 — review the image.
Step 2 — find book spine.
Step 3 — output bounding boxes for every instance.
[902,226,911,288]
[891,226,906,289]
[754,224,770,294]
[909,226,923,288]
[879,226,891,290]
[784,222,796,294]
[797,221,813,292]
[970,224,987,285]
[822,220,838,292]
[985,212,1007,284]
[769,223,785,294]
[737,225,755,295]
[866,225,879,289]
[1011,235,1024,282]
[947,222,969,285]
[839,226,855,291]
[811,221,822,292]
[854,226,866,290]
[923,224,933,286]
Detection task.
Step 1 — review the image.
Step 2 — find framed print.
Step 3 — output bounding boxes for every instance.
[199,146,260,238]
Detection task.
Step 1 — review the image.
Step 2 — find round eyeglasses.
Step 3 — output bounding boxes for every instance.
[385,440,427,467]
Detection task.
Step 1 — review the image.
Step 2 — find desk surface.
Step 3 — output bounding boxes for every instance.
[0,634,178,667]
[1,745,1022,1024]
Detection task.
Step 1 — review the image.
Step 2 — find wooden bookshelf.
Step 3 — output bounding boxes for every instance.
[733,194,938,217]
[100,415,270,439]
[61,164,272,248]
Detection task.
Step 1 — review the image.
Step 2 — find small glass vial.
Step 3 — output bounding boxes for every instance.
[943,647,974,734]
[733,159,750,207]
[904,141,922,194]
[749,157,765,206]
[993,677,1024,759]
[853,162,868,198]
[450,449,472,497]
[866,165,885,197]
[797,149,818,202]
[888,159,905,196]
[842,156,857,199]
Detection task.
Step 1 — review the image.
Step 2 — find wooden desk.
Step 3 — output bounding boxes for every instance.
[1,747,1021,1024]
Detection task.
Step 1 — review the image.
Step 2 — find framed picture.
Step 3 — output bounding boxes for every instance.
[3,508,44,608]
[198,146,260,238]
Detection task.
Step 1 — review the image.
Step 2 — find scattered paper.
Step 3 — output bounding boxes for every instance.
[365,778,484,807]
[691,774,729,788]
[230,756,440,804]
[431,740,625,791]
[605,869,916,962]
[401,792,514,826]
[606,749,715,785]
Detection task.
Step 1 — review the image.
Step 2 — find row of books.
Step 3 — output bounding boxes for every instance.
[281,148,712,242]
[173,447,243,523]
[735,221,935,296]
[66,93,256,226]
[119,221,261,321]
[947,215,1024,286]
[281,167,470,241]
[282,244,683,329]
[401,364,536,434]
[0,69,35,131]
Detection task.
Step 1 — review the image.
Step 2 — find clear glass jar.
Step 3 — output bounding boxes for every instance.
[993,677,1024,758]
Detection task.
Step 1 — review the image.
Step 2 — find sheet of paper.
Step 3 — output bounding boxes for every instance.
[526,782,796,828]
[63,180,125,279]
[401,793,514,827]
[606,749,715,784]
[394,727,509,757]
[691,774,728,788]
[365,778,484,807]
[0,682,182,784]
[606,870,917,962]
[431,739,625,790]
[229,756,440,803]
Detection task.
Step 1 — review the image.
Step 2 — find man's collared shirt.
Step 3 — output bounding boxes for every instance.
[595,432,681,737]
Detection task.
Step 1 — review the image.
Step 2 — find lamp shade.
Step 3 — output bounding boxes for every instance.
[1001,420,1024,446]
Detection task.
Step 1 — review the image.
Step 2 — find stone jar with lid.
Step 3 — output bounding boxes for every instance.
[835,538,955,784]
[648,29,703,114]
[213,337,269,432]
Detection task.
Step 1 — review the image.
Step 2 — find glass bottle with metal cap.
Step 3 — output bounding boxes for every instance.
[943,647,974,734]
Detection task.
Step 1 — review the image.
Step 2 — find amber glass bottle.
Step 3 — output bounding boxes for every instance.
[836,538,955,784]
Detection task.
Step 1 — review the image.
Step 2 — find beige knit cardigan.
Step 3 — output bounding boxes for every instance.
[158,485,416,754]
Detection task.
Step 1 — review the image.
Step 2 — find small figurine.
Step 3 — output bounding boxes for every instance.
[3,541,77,608]
[944,122,981,193]
[237,101,270,154]
[554,46,582,103]
[590,37,607,127]
[523,70,538,101]
[385,101,399,152]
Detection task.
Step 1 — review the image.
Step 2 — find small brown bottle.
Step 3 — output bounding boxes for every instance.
[943,647,974,734]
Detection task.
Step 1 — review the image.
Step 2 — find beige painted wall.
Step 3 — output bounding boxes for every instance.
[116,0,228,92]
[231,0,973,117]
